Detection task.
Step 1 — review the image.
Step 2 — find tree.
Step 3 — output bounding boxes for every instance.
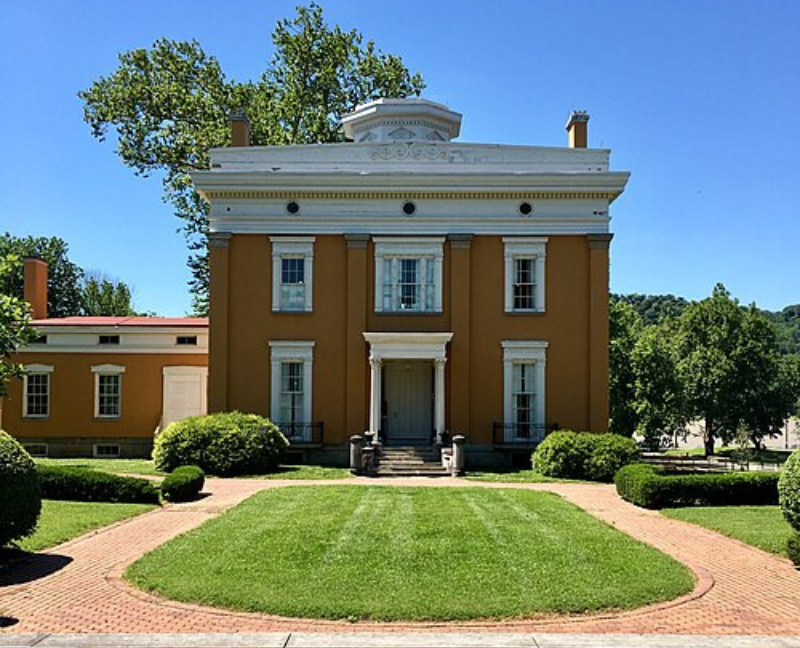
[80,3,425,314]
[676,284,795,455]
[631,322,686,449]
[81,273,135,316]
[0,256,35,397]
[0,233,84,318]
[609,300,643,436]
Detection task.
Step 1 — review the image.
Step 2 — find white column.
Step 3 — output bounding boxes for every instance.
[434,358,446,444]
[369,357,382,434]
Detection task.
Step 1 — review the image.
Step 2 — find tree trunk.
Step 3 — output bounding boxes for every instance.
[704,417,715,457]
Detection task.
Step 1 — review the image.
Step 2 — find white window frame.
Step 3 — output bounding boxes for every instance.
[374,237,444,313]
[22,364,54,418]
[271,237,315,312]
[269,341,315,440]
[502,341,547,441]
[92,364,125,419]
[504,237,547,313]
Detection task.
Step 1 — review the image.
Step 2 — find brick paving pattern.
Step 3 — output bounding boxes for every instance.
[1,476,798,635]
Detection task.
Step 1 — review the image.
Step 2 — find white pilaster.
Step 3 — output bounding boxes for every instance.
[369,357,383,434]
[434,357,446,444]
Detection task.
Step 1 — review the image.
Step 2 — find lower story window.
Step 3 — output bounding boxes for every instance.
[270,341,315,441]
[502,341,548,441]
[92,364,125,419]
[94,443,120,458]
[25,374,50,418]
[24,443,48,458]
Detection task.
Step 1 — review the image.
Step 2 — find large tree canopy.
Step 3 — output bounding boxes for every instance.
[80,3,425,314]
[0,255,35,397]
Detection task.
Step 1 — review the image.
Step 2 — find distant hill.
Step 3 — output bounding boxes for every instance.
[612,293,800,355]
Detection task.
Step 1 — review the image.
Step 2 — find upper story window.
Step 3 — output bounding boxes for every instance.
[271,237,314,312]
[176,335,198,346]
[504,237,547,313]
[374,237,444,313]
[23,364,54,418]
[99,335,120,345]
[92,364,125,419]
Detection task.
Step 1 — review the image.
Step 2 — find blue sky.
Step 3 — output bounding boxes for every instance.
[1,0,798,315]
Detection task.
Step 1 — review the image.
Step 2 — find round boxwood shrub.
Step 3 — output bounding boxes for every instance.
[533,431,639,482]
[779,447,800,531]
[153,412,289,476]
[788,533,800,567]
[0,430,41,547]
[160,465,205,502]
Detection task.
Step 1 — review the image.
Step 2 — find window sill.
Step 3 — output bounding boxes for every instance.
[94,416,122,422]
[272,309,313,315]
[505,310,546,316]
[375,311,443,316]
[23,416,49,421]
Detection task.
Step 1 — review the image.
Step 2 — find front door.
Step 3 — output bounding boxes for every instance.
[383,360,433,444]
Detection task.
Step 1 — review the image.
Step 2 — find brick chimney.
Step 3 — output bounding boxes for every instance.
[230,109,251,147]
[23,257,48,320]
[566,111,590,148]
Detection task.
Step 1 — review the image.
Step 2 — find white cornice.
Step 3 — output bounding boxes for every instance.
[17,348,208,355]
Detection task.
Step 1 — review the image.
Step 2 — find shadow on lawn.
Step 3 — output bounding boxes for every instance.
[0,552,72,587]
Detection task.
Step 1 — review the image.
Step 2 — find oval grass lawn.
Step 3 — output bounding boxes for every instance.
[127,486,694,621]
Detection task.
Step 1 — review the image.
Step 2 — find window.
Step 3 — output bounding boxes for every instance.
[24,443,48,458]
[99,335,120,345]
[32,334,47,345]
[269,341,314,440]
[502,341,547,441]
[176,335,198,346]
[94,444,120,458]
[23,364,53,418]
[92,364,125,419]
[271,237,315,312]
[504,237,547,313]
[374,237,444,313]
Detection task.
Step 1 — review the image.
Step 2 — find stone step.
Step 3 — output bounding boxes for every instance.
[372,468,451,477]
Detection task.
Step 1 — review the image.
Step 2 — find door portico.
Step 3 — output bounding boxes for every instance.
[363,332,452,444]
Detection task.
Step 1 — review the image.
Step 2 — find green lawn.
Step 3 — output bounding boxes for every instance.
[127,485,694,621]
[245,464,352,480]
[19,500,156,552]
[36,458,165,476]
[464,469,576,483]
[662,506,794,557]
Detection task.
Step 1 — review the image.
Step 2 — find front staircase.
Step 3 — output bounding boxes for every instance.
[373,445,450,477]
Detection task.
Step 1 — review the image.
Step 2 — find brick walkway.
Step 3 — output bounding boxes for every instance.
[1,477,798,635]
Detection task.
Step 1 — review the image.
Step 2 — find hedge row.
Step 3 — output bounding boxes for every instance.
[36,465,160,504]
[779,449,800,566]
[532,431,640,482]
[0,431,41,547]
[614,463,780,509]
[160,465,205,502]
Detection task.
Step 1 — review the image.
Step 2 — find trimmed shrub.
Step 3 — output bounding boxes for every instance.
[778,448,800,531]
[37,465,159,504]
[615,463,780,509]
[0,430,41,547]
[787,533,800,567]
[532,431,639,482]
[153,411,289,476]
[161,465,205,502]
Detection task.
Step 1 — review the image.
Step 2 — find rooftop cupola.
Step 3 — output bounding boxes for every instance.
[341,97,462,143]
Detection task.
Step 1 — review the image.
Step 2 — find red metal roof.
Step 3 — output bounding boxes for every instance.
[31,316,208,328]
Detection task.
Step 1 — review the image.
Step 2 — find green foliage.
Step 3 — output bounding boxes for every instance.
[676,284,795,453]
[760,304,800,356]
[778,448,800,531]
[0,431,41,547]
[80,4,425,314]
[612,293,690,326]
[532,431,639,482]
[36,464,160,504]
[615,463,780,509]
[609,300,643,436]
[0,233,84,318]
[788,533,800,566]
[160,465,205,502]
[81,274,136,316]
[153,412,289,476]
[0,293,35,397]
[631,322,686,449]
